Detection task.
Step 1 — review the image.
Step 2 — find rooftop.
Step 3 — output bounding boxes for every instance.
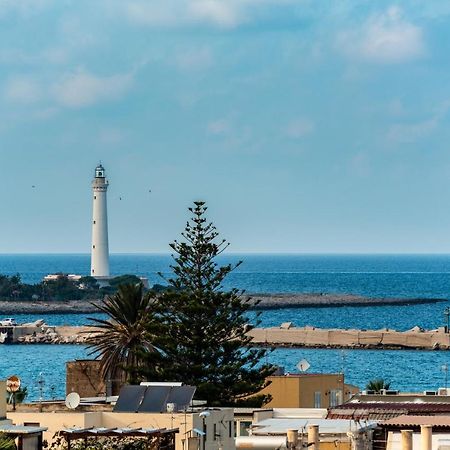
[328,402,450,421]
[382,415,450,428]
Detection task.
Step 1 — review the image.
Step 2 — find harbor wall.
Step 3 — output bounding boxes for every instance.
[247,326,450,350]
[4,324,450,349]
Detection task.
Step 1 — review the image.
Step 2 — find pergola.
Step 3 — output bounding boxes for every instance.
[59,426,179,450]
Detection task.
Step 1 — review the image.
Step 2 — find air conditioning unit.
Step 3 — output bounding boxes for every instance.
[385,390,399,395]
[438,388,449,396]
[424,391,437,395]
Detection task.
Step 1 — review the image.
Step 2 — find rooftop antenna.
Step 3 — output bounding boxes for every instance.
[37,372,45,412]
[442,364,449,389]
[340,350,347,374]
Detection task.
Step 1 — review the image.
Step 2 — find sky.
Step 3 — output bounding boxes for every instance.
[1,0,450,253]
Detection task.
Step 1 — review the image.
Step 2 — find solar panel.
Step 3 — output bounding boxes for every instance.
[113,386,147,412]
[166,386,196,411]
[138,386,171,413]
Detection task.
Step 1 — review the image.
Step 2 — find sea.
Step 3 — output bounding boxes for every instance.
[2,253,450,401]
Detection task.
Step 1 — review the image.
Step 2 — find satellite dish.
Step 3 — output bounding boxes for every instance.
[297,359,311,373]
[166,402,176,413]
[65,392,81,409]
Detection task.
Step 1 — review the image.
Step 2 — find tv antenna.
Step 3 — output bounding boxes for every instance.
[442,364,449,389]
[37,372,45,412]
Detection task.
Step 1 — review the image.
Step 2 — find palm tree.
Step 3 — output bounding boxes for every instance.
[366,378,391,392]
[0,433,16,450]
[86,283,161,384]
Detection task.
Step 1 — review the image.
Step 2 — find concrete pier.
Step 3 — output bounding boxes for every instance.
[3,323,450,349]
[248,325,450,350]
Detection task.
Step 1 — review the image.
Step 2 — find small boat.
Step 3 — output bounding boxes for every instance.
[0,332,8,344]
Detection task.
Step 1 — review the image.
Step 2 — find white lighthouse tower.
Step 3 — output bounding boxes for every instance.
[90,163,110,278]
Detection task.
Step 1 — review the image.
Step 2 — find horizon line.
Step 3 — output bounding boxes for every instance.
[2,252,450,256]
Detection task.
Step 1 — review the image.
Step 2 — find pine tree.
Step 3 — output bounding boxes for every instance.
[152,201,274,406]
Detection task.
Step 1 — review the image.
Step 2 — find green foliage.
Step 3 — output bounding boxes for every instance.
[0,273,145,302]
[145,201,274,406]
[366,378,391,392]
[42,275,86,301]
[0,433,16,450]
[6,386,27,404]
[78,276,99,290]
[86,283,162,383]
[108,275,142,288]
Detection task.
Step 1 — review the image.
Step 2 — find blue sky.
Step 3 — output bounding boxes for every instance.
[1,0,450,253]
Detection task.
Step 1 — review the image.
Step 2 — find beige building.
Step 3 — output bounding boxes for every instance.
[258,374,359,409]
[8,408,235,450]
[0,381,6,420]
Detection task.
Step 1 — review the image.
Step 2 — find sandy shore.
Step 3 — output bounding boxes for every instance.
[0,293,444,315]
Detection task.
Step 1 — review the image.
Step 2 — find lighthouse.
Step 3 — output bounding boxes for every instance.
[90,163,110,278]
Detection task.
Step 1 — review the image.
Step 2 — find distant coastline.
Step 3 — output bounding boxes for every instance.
[0,293,445,315]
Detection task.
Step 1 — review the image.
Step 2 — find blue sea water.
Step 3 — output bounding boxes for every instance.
[1,253,450,400]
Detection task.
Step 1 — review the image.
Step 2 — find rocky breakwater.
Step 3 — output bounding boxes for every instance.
[248,323,450,350]
[13,321,93,344]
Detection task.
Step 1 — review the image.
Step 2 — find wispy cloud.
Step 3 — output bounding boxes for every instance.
[121,0,243,28]
[0,0,52,18]
[350,151,371,177]
[285,117,315,138]
[118,0,301,29]
[207,118,231,135]
[337,6,425,64]
[52,69,133,108]
[175,47,213,71]
[387,101,450,144]
[4,77,42,103]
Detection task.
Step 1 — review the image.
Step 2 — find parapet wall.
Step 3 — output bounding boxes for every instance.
[248,326,450,350]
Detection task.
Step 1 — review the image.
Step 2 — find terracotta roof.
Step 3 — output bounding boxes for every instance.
[382,415,450,428]
[327,403,450,421]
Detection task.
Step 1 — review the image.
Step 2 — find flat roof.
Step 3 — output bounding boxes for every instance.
[251,418,375,435]
[0,425,48,435]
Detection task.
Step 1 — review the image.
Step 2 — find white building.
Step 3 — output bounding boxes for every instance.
[90,164,110,279]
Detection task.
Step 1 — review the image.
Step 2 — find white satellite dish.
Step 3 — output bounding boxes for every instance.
[65,392,81,409]
[297,359,311,372]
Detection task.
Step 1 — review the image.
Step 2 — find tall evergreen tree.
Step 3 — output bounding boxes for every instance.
[152,201,273,406]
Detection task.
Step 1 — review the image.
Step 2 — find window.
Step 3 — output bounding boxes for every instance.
[213,424,217,441]
[92,245,95,249]
[93,220,96,224]
[239,421,251,437]
[229,421,233,438]
[314,391,321,408]
[330,390,342,407]
[94,196,96,200]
